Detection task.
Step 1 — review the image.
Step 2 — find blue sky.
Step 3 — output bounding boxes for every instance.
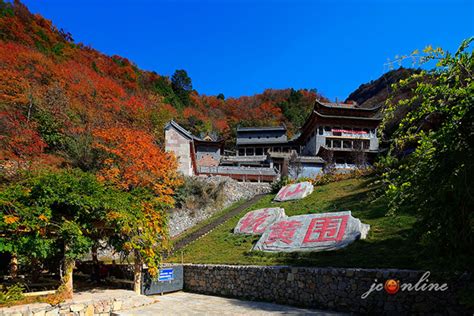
[23,0,473,101]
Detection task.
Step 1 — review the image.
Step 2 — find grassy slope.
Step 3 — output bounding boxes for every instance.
[167,177,429,270]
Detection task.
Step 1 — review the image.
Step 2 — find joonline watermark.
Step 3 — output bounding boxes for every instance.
[361,271,448,299]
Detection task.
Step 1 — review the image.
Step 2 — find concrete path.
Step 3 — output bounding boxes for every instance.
[170,194,266,253]
[113,291,345,316]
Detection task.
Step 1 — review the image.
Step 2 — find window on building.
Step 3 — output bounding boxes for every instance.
[324,126,331,132]
[238,148,245,156]
[333,140,341,148]
[256,148,263,155]
[246,148,254,156]
[343,140,352,149]
[318,127,323,135]
[326,139,332,147]
[363,140,369,149]
[274,147,281,153]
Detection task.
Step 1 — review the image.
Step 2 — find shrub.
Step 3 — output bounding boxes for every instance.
[0,284,24,305]
[271,176,293,193]
[174,177,225,210]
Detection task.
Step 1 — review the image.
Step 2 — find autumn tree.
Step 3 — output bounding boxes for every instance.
[93,127,182,291]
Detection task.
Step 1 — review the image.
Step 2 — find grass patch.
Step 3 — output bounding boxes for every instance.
[166,177,432,270]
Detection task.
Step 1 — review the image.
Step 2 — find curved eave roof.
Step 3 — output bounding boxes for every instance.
[315,99,383,111]
[312,110,382,121]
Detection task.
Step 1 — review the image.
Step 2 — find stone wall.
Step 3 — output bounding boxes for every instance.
[183,264,472,315]
[169,176,271,237]
[0,289,155,316]
[165,127,193,176]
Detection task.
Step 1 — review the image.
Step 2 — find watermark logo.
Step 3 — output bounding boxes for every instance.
[384,279,400,295]
[361,271,448,299]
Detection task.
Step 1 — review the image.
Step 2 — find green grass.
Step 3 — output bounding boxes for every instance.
[167,177,430,270]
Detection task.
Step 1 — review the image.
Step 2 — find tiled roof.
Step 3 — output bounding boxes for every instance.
[236,125,286,132]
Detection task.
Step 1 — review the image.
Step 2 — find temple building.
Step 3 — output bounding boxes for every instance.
[164,99,382,182]
[295,100,382,168]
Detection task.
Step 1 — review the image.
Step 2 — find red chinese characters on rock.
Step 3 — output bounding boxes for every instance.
[239,209,271,234]
[274,182,314,202]
[303,215,349,243]
[276,183,305,200]
[265,220,302,244]
[252,211,370,252]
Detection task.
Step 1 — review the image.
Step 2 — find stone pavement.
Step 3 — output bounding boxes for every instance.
[113,291,346,316]
[0,289,156,316]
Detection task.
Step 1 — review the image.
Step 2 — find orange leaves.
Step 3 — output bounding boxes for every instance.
[38,214,49,222]
[0,69,30,105]
[0,111,47,162]
[183,107,207,121]
[93,127,183,203]
[4,215,19,225]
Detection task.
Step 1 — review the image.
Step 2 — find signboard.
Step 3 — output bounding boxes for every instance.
[142,265,183,295]
[332,129,368,135]
[274,182,314,202]
[234,208,286,235]
[253,211,370,252]
[158,268,174,282]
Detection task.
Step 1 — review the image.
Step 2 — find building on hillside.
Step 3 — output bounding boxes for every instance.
[164,99,382,181]
[164,120,196,176]
[235,126,297,156]
[164,120,278,182]
[296,100,382,168]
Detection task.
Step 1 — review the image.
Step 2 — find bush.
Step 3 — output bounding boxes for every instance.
[271,176,293,193]
[0,284,24,305]
[174,177,225,209]
[313,168,373,186]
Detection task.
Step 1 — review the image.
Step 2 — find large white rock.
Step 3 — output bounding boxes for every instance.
[234,208,286,235]
[274,181,314,202]
[253,211,370,252]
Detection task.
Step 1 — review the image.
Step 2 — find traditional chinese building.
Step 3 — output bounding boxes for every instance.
[295,99,382,168]
[235,126,296,156]
[164,120,278,181]
[164,99,382,181]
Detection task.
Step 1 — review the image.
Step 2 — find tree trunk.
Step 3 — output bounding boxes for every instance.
[60,257,75,298]
[133,252,142,294]
[10,253,18,279]
[91,244,99,283]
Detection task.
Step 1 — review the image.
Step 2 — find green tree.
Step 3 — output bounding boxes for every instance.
[0,169,171,297]
[380,38,474,262]
[171,69,192,107]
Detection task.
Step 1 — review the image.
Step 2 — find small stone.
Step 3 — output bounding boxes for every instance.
[70,304,85,312]
[112,300,123,311]
[45,308,59,316]
[84,305,94,316]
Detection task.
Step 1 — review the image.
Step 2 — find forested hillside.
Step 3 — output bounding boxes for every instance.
[0,1,329,175]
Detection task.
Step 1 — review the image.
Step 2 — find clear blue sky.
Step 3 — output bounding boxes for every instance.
[23,0,473,101]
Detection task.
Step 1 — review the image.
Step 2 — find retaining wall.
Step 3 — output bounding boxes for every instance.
[183,264,472,315]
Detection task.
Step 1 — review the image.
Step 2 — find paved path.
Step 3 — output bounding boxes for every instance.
[170,194,266,253]
[113,291,345,316]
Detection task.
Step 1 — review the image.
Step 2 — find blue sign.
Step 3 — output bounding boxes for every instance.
[158,268,174,282]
